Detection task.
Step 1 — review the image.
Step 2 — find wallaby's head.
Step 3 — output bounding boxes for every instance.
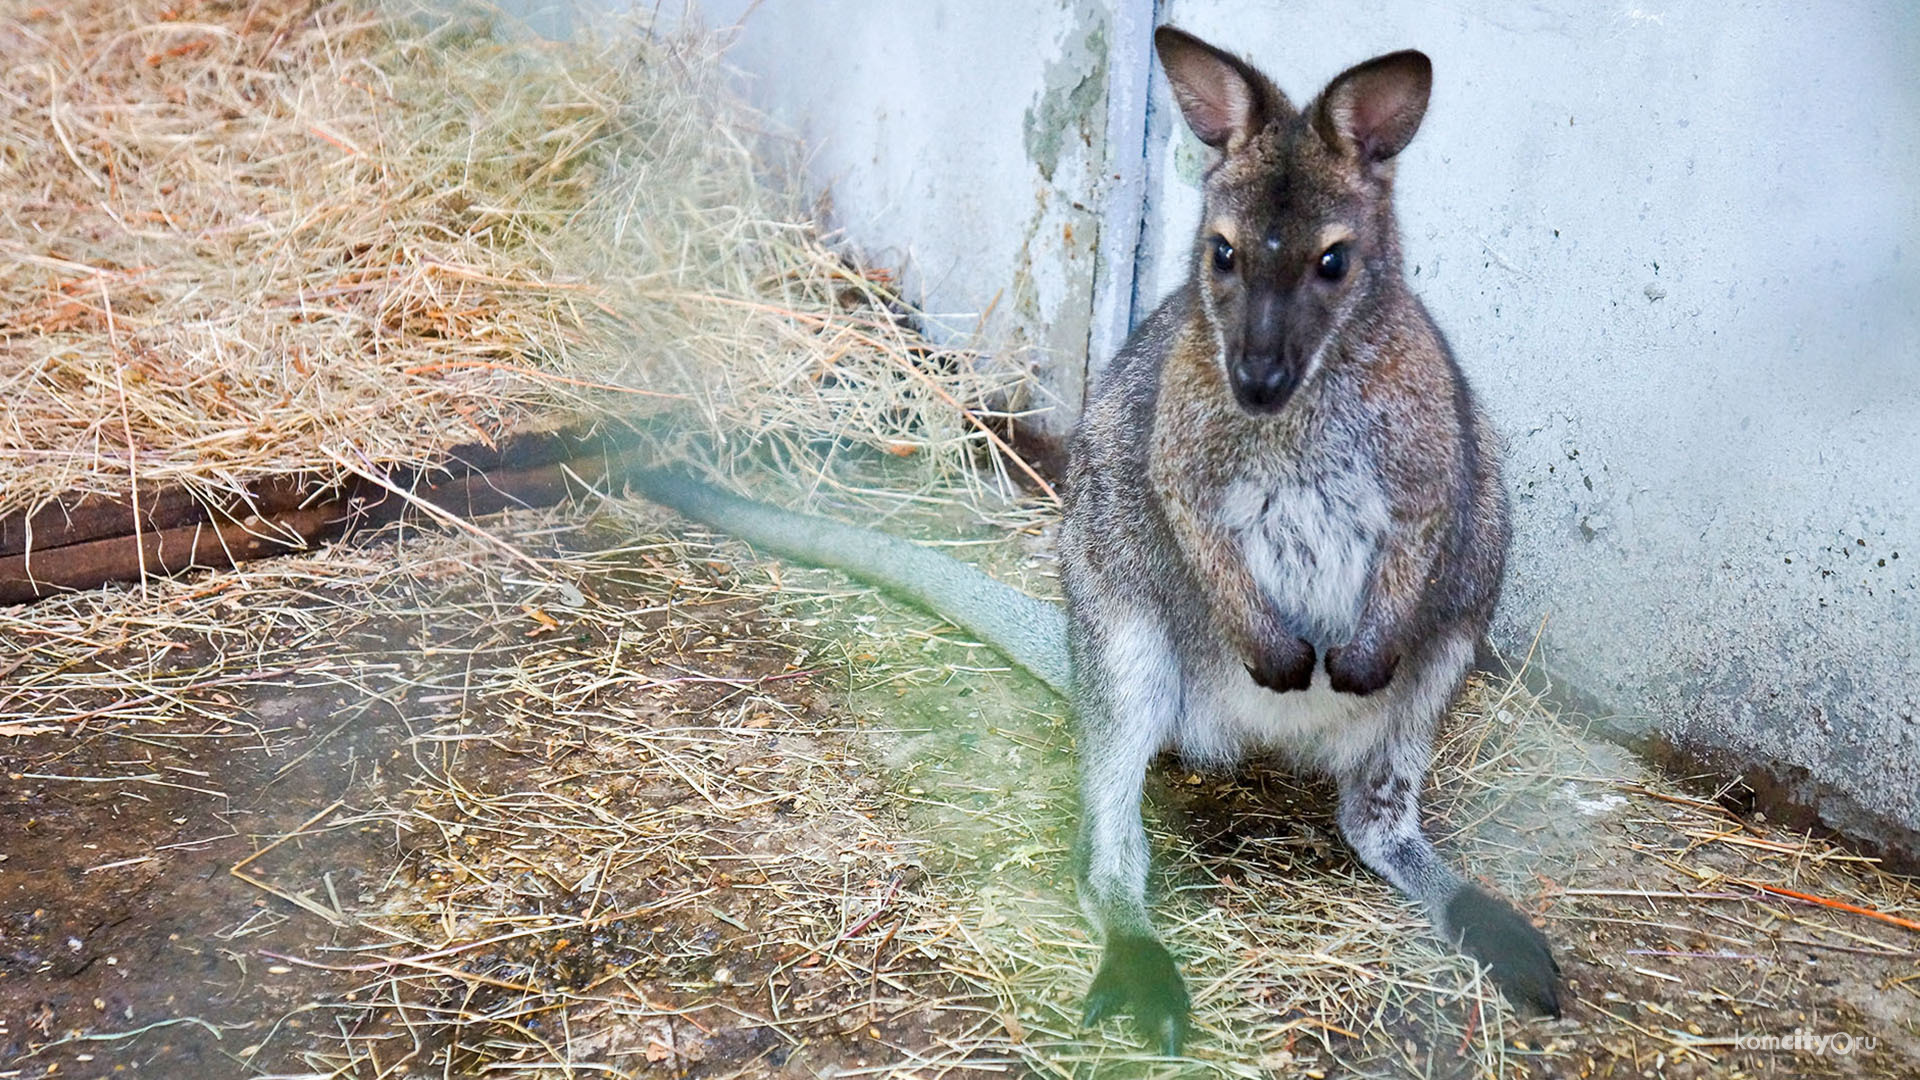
[1155,27,1432,415]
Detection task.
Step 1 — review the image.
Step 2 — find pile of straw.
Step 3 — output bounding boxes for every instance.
[0,0,1036,524]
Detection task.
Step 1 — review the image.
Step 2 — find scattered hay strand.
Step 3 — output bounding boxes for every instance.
[229,798,353,927]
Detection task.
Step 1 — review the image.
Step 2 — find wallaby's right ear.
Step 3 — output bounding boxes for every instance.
[1154,27,1276,151]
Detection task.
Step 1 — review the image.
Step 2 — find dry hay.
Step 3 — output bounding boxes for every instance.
[0,0,1040,528]
[4,498,1917,1078]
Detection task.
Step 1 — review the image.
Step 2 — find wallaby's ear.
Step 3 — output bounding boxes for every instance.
[1154,27,1276,151]
[1314,50,1432,164]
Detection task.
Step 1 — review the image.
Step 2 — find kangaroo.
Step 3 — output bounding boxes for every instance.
[630,23,1558,1059]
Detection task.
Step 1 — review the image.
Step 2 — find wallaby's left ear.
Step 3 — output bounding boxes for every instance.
[1314,50,1432,164]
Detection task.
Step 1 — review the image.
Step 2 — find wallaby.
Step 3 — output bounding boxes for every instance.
[1055,28,1557,1051]
[631,23,1558,1059]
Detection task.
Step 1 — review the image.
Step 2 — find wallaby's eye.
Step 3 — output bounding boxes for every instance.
[1211,236,1235,274]
[1317,242,1350,281]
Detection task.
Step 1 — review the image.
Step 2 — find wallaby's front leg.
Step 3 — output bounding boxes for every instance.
[1073,611,1189,1054]
[1158,492,1315,692]
[1334,656,1561,1016]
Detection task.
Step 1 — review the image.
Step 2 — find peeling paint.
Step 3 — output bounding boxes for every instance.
[1023,21,1107,183]
[1007,8,1112,421]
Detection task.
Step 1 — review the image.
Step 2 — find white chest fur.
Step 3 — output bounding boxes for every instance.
[1220,466,1389,648]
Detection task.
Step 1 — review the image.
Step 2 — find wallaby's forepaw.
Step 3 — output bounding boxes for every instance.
[1445,885,1563,1018]
[1325,642,1398,695]
[1083,935,1191,1055]
[1246,635,1316,693]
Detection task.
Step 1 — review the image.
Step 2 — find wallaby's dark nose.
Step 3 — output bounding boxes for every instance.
[1230,358,1299,413]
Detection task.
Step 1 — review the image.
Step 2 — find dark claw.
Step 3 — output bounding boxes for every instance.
[1083,934,1191,1055]
[1325,642,1398,696]
[1445,885,1563,1018]
[1246,635,1316,693]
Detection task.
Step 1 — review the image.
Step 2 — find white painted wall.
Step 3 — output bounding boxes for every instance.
[1141,0,1920,844]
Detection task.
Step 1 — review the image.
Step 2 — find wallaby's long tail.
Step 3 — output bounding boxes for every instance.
[628,468,1072,698]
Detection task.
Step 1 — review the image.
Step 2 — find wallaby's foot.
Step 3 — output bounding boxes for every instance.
[1445,885,1562,1017]
[1246,634,1316,693]
[1083,934,1191,1055]
[1324,641,1399,696]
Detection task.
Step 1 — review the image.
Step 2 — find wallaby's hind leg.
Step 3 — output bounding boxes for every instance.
[1073,611,1190,1054]
[1333,640,1561,1017]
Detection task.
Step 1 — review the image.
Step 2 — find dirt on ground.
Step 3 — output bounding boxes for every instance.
[1,511,1006,1077]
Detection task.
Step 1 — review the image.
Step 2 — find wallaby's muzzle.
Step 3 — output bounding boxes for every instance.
[1229,290,1306,413]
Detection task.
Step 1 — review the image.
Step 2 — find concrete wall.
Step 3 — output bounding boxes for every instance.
[569,2,1919,849]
